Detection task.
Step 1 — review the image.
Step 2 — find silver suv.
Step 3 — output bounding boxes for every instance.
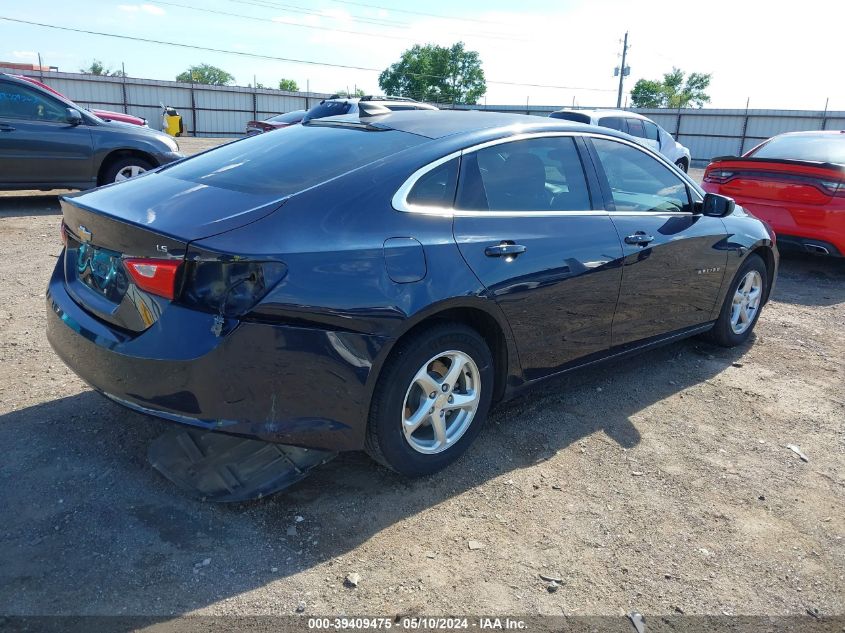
[549,108,691,172]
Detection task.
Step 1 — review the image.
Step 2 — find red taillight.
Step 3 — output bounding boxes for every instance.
[703,168,735,184]
[123,258,182,299]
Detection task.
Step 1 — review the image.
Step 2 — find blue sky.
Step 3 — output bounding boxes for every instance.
[1,0,842,109]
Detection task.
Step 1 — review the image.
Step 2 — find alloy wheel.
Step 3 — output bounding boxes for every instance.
[730,270,763,334]
[401,350,481,455]
[115,165,147,182]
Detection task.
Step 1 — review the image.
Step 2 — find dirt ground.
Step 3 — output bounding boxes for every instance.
[0,141,842,621]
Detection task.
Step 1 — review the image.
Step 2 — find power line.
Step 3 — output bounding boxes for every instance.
[0,16,616,92]
[327,0,512,27]
[148,0,529,43]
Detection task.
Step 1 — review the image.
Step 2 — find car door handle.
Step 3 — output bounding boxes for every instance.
[624,233,655,245]
[485,242,527,258]
[0,123,14,132]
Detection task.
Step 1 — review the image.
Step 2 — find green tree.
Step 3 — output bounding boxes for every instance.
[336,88,365,98]
[80,60,114,76]
[278,78,299,91]
[630,67,712,109]
[378,42,486,105]
[176,64,234,86]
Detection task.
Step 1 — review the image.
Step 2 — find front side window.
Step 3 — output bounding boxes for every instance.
[592,138,691,213]
[0,82,68,122]
[643,121,660,142]
[456,136,591,212]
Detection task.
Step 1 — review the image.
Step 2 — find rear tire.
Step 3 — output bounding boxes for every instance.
[101,156,154,185]
[675,158,688,172]
[365,323,494,477]
[704,254,767,347]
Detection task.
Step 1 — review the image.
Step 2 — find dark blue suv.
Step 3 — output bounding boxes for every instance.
[47,110,777,477]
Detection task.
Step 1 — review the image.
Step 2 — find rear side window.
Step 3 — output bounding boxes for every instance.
[162,124,425,195]
[749,134,845,164]
[598,116,626,132]
[456,137,591,212]
[305,100,352,120]
[406,158,459,208]
[549,111,591,124]
[626,118,646,138]
[643,121,660,141]
[0,82,67,122]
[592,138,691,213]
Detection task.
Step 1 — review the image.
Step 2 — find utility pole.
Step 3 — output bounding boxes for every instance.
[615,31,629,108]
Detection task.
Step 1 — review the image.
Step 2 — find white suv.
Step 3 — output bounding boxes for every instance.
[549,109,691,172]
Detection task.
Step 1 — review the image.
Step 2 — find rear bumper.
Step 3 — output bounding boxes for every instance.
[46,262,386,451]
[704,187,845,255]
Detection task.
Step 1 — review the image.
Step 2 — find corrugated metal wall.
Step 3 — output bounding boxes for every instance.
[2,68,330,137]
[4,68,844,160]
[456,104,845,164]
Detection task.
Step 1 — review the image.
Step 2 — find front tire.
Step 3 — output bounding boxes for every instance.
[705,254,767,347]
[101,156,154,185]
[365,324,494,477]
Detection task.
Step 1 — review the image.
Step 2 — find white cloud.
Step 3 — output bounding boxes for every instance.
[12,51,38,60]
[118,4,165,16]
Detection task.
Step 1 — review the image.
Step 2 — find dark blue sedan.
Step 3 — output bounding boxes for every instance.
[47,110,778,477]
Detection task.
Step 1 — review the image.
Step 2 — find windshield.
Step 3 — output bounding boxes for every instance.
[160,122,425,195]
[304,101,353,121]
[267,110,305,123]
[750,134,845,164]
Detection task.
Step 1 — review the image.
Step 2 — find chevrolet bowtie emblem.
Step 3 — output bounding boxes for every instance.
[78,225,92,243]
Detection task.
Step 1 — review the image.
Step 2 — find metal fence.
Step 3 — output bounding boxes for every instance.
[4,67,844,162]
[1,67,331,137]
[451,104,845,166]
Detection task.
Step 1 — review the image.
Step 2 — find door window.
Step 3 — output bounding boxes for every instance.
[0,82,68,122]
[456,137,591,212]
[643,121,660,142]
[592,138,691,213]
[626,118,646,138]
[598,116,626,132]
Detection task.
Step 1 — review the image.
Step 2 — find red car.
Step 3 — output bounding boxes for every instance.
[13,75,148,127]
[703,131,845,256]
[245,109,306,135]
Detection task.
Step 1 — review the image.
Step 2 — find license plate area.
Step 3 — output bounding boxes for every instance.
[74,241,129,304]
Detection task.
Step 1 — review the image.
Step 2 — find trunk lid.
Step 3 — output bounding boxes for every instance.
[705,157,844,205]
[59,176,286,332]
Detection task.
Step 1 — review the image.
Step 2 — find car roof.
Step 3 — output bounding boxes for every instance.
[551,108,650,121]
[315,109,624,141]
[776,130,845,138]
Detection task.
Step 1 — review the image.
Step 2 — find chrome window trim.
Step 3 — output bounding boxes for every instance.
[391,131,702,217]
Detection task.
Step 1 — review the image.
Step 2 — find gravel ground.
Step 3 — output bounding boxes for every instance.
[0,141,842,619]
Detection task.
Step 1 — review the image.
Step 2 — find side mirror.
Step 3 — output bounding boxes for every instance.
[66,108,83,126]
[700,192,735,217]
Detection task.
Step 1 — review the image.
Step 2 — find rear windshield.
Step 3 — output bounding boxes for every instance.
[549,111,591,124]
[267,110,305,123]
[750,134,845,164]
[305,101,352,120]
[161,124,425,195]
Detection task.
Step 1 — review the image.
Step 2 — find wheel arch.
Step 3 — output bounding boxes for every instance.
[749,243,776,304]
[97,149,158,185]
[366,298,521,413]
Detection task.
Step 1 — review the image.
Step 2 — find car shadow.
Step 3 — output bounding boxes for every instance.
[0,336,749,620]
[0,194,63,217]
[773,252,845,307]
